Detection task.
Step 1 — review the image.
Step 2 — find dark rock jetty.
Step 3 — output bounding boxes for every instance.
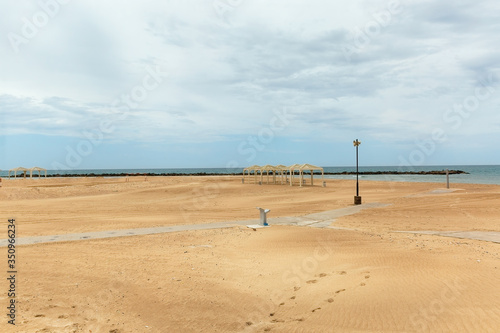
[324,170,469,175]
[44,172,240,178]
[42,170,468,178]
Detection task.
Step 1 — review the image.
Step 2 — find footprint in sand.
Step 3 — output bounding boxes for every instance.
[311,307,322,312]
[365,275,370,279]
[290,296,296,300]
[306,279,318,284]
[326,298,334,303]
[360,283,366,286]
[338,271,347,275]
[335,289,346,294]
[294,286,301,291]
[318,273,327,277]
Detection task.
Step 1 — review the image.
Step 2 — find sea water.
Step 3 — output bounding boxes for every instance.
[322,165,500,185]
[1,165,500,185]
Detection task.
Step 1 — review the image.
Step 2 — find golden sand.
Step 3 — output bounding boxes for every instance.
[0,176,499,332]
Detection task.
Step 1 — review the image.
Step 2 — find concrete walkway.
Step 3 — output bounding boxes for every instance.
[394,230,500,244]
[0,221,253,247]
[0,203,386,247]
[1,202,499,246]
[269,202,388,228]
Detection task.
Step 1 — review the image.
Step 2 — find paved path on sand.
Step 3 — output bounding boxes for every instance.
[0,203,385,247]
[394,230,500,244]
[1,202,499,246]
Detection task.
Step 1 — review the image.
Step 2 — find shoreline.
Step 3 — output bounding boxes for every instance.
[2,169,468,178]
[2,174,497,188]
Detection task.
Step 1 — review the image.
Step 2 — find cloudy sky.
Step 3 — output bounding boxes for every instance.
[1,0,499,170]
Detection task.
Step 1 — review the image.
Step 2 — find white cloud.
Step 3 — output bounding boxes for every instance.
[1,0,500,161]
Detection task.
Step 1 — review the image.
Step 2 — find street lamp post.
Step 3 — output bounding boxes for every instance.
[353,139,362,205]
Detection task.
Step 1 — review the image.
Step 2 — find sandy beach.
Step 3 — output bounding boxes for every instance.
[1,176,499,332]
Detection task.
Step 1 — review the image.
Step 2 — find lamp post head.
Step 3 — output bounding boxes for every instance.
[353,139,361,147]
